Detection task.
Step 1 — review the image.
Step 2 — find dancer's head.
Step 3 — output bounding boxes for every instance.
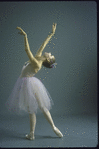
[42,52,56,68]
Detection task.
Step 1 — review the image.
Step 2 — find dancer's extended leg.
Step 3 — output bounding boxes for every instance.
[35,93,63,138]
[26,113,36,140]
[42,107,63,138]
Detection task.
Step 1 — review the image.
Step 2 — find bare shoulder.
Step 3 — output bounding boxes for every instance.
[35,55,43,63]
[30,61,42,74]
[31,55,43,69]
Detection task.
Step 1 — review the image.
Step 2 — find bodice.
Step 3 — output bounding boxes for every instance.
[20,62,37,78]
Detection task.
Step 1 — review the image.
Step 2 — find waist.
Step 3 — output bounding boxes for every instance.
[20,64,36,78]
[20,73,35,78]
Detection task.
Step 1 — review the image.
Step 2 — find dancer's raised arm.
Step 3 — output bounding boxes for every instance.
[16,27,38,65]
[36,23,57,57]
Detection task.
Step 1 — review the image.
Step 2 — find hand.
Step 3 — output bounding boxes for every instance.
[52,23,57,34]
[16,27,27,36]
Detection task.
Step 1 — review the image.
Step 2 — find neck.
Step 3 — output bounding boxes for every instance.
[41,55,46,61]
[35,55,46,62]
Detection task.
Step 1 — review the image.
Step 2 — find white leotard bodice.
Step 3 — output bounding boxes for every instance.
[20,62,39,78]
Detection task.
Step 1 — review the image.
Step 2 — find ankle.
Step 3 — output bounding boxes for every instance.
[30,131,34,134]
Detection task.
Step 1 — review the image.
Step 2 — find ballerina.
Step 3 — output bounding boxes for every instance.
[6,23,63,140]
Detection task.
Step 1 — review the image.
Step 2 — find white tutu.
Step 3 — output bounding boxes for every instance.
[6,77,54,115]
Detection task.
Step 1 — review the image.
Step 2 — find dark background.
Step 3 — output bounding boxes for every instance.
[0,1,97,116]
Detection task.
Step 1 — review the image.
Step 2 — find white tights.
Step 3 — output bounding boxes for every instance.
[26,107,63,140]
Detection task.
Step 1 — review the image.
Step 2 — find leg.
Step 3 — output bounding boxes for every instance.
[35,93,63,138]
[26,113,36,140]
[41,107,63,138]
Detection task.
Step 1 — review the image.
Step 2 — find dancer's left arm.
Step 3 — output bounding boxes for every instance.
[36,23,57,57]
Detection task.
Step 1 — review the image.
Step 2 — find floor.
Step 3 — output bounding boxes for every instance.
[0,112,98,147]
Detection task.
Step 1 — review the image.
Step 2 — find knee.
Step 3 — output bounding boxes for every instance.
[40,107,48,113]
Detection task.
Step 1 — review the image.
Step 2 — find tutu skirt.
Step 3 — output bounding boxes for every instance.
[6,77,53,115]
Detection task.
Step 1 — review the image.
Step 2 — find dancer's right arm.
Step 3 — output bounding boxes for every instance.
[16,27,38,65]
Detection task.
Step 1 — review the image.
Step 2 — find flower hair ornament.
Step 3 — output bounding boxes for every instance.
[51,63,57,68]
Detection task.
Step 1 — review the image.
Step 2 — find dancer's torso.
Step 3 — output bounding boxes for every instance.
[20,62,40,78]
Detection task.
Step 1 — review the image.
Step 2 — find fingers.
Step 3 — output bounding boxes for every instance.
[17,27,22,35]
[16,27,21,30]
[16,27,26,36]
[52,23,57,30]
[52,23,57,33]
[53,23,57,26]
[16,27,23,32]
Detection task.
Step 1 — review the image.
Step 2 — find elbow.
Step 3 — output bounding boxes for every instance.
[25,47,30,52]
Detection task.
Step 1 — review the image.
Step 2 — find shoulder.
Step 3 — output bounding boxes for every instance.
[29,62,42,74]
[35,55,43,65]
[30,56,42,70]
[35,55,42,60]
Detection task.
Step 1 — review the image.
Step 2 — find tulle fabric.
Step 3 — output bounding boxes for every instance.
[6,77,54,115]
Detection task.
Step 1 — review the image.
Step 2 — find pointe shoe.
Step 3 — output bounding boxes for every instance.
[26,132,35,140]
[53,126,63,138]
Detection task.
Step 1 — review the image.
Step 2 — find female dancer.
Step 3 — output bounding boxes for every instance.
[6,23,63,140]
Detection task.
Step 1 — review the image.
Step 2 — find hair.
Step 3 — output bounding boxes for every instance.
[42,57,55,68]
